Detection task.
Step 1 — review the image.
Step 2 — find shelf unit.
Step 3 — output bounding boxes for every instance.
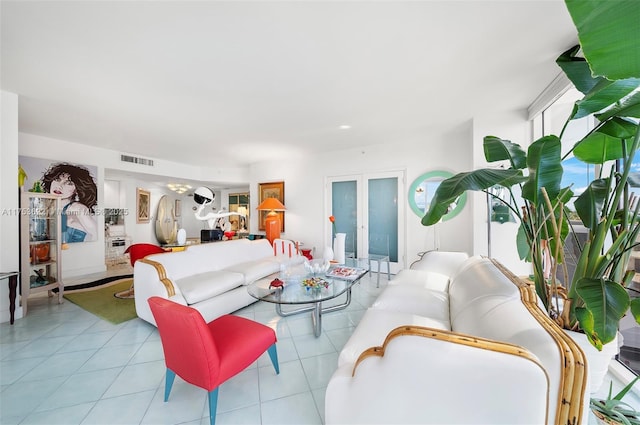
[20,192,64,315]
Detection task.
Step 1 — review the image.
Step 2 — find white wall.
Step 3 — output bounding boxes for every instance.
[249,120,475,268]
[0,91,21,323]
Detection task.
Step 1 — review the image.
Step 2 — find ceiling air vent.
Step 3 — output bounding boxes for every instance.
[120,154,154,166]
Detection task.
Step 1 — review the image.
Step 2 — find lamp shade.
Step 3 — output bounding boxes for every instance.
[257,197,286,211]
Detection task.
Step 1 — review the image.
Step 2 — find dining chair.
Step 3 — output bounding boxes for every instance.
[147,296,279,425]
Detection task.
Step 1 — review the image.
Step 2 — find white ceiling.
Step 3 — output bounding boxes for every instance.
[1,1,577,170]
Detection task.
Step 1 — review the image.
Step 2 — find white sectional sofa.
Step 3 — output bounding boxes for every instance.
[134,238,304,325]
[326,251,588,425]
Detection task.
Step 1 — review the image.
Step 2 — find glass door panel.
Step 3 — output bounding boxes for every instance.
[331,181,358,257]
[329,170,404,274]
[367,177,398,262]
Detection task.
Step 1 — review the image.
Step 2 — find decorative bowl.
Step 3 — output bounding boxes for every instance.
[304,259,330,276]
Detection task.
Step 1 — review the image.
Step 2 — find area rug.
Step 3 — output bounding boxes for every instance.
[63,277,137,324]
[55,274,133,292]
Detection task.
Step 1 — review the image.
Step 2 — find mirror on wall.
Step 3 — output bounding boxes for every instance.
[155,195,178,244]
[408,170,467,221]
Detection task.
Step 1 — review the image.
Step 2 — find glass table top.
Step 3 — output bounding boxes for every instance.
[247,259,369,305]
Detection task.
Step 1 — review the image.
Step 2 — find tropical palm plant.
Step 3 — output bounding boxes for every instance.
[422,0,640,350]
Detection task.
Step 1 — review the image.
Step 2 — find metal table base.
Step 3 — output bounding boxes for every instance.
[275,288,353,337]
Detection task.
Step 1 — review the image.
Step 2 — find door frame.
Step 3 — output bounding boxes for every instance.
[326,170,405,274]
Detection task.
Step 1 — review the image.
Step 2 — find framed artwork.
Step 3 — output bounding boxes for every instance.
[175,199,181,217]
[19,156,99,243]
[136,188,151,223]
[258,181,285,231]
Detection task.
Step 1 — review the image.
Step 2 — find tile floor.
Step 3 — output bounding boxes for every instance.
[0,272,386,425]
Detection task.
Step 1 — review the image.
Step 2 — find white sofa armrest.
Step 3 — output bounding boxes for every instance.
[326,326,549,425]
[133,258,188,325]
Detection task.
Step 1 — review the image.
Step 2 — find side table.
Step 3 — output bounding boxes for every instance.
[1,271,20,324]
[364,254,390,287]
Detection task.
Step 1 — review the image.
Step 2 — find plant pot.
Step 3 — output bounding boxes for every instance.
[592,408,626,425]
[565,329,621,393]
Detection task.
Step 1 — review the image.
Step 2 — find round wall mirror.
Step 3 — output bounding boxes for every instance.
[408,170,467,221]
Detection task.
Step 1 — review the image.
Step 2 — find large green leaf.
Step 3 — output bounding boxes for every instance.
[565,0,640,80]
[483,136,527,169]
[522,136,562,204]
[516,222,530,261]
[421,169,525,226]
[574,178,609,230]
[598,117,639,139]
[596,90,640,122]
[576,277,630,350]
[573,132,636,164]
[556,45,602,95]
[571,78,640,120]
[631,298,640,325]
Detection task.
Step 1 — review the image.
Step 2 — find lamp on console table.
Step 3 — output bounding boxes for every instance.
[257,197,286,245]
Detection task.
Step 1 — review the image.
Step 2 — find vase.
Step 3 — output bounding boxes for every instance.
[565,329,620,393]
[323,246,334,262]
[177,228,187,245]
[333,233,346,264]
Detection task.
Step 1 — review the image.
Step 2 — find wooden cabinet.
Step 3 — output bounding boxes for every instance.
[20,192,63,315]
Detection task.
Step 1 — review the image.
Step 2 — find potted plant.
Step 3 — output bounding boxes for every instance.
[591,377,640,425]
[422,0,640,352]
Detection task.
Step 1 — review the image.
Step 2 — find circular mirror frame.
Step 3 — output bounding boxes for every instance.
[408,170,467,221]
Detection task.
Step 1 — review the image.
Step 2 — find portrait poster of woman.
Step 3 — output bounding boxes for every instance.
[19,156,99,243]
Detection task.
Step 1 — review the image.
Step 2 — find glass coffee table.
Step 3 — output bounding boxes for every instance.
[247,260,369,337]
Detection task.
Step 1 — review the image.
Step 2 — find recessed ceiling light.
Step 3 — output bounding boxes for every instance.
[339,125,351,130]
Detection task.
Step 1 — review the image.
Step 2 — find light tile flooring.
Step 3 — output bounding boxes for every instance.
[0,272,386,425]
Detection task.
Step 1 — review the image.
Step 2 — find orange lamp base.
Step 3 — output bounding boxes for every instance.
[265,212,281,245]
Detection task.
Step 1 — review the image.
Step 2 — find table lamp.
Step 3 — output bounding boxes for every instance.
[257,197,286,245]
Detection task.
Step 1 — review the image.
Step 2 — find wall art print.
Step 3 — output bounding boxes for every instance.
[19,156,99,243]
[136,188,151,223]
[258,181,284,232]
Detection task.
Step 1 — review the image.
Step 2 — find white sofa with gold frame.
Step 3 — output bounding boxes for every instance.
[325,251,588,425]
[133,238,304,326]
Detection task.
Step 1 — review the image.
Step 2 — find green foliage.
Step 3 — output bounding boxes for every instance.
[590,377,640,425]
[421,0,640,350]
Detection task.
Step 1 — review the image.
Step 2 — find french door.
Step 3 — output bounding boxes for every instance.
[327,170,405,274]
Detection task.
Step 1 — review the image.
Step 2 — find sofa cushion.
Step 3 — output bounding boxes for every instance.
[372,285,449,318]
[410,250,469,275]
[389,269,450,292]
[448,257,519,325]
[175,270,245,305]
[338,308,450,367]
[224,259,281,284]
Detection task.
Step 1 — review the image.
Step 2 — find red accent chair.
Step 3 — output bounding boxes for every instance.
[125,243,166,266]
[147,297,279,425]
[117,244,166,298]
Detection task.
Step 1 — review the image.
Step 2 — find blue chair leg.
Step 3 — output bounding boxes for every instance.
[164,368,176,402]
[208,387,219,425]
[267,343,280,374]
